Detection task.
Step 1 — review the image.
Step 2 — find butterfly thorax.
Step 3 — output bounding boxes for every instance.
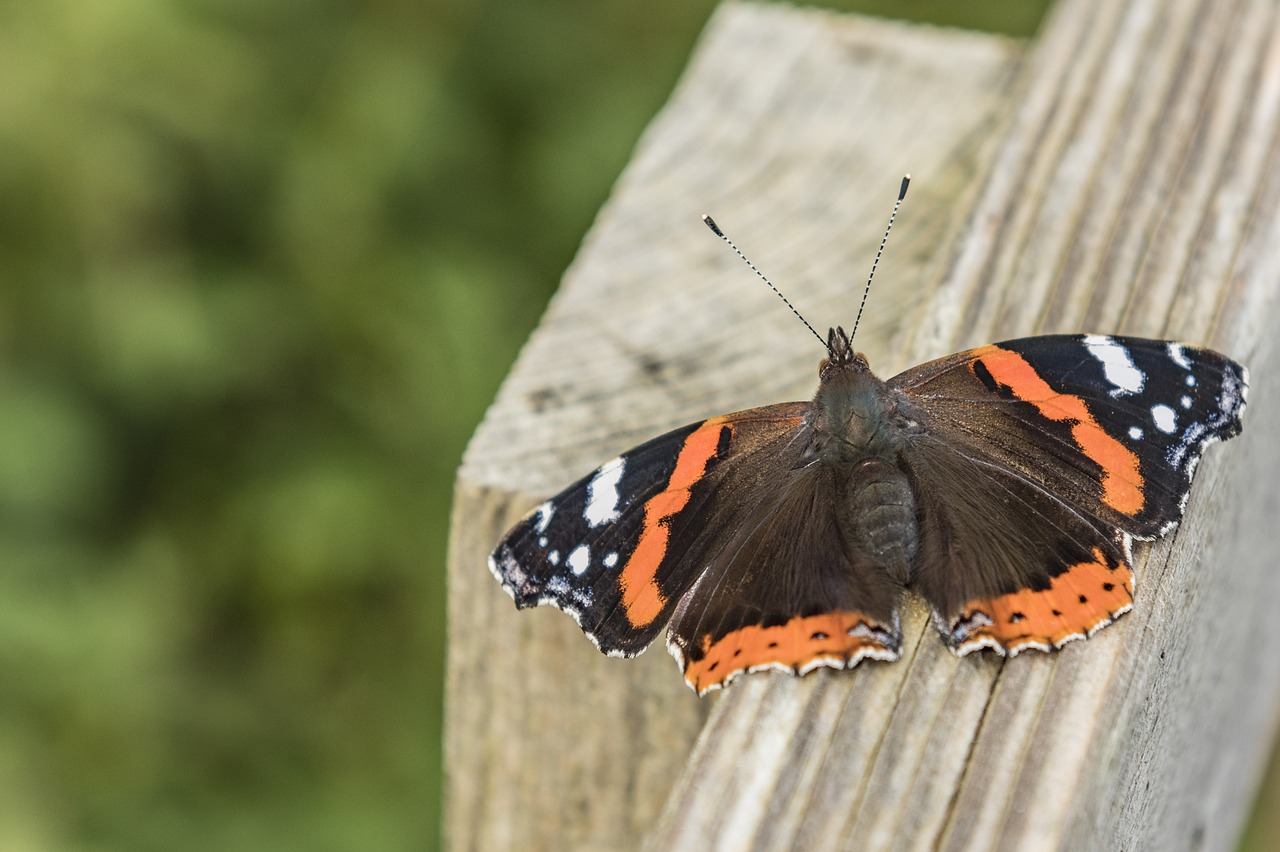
[808,363,894,456]
[808,332,919,584]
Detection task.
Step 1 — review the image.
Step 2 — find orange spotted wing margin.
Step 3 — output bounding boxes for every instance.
[666,458,904,696]
[890,334,1246,655]
[947,542,1135,655]
[488,403,808,659]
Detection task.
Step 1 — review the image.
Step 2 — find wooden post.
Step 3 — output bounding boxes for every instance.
[446,1,1280,849]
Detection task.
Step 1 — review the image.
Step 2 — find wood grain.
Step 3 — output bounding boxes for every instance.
[448,0,1280,849]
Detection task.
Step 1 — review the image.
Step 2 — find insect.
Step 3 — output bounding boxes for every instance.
[489,177,1248,695]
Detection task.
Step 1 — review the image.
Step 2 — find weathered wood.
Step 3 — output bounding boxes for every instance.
[647,0,1280,850]
[445,5,1022,849]
[448,0,1280,848]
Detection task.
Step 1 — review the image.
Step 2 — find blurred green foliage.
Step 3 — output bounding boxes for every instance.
[10,1,1269,850]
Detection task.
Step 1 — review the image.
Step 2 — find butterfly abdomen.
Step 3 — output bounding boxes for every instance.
[842,459,918,585]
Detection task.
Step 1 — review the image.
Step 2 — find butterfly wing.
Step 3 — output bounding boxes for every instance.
[666,459,905,695]
[891,334,1247,654]
[489,403,809,658]
[902,427,1138,654]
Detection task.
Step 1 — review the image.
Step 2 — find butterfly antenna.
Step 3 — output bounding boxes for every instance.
[702,214,825,348]
[850,174,910,340]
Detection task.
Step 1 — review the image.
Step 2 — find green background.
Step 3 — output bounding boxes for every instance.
[1,1,1275,849]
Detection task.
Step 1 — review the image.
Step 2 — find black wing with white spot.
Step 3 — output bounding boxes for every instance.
[893,334,1248,541]
[489,403,809,657]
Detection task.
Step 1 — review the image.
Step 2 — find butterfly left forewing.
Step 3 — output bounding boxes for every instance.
[490,403,809,657]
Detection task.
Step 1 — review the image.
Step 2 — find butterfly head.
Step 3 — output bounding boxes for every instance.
[819,325,870,377]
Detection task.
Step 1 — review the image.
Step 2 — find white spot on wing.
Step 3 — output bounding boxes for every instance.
[1180,395,1193,409]
[533,501,554,534]
[603,552,618,569]
[548,550,560,566]
[1168,421,1207,467]
[585,457,625,527]
[567,545,591,576]
[1152,404,1177,434]
[1084,335,1145,396]
[1167,342,1192,370]
[1128,426,1143,441]
[1185,375,1196,387]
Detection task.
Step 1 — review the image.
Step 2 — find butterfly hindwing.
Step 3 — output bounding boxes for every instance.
[903,425,1136,654]
[489,403,809,657]
[667,458,904,695]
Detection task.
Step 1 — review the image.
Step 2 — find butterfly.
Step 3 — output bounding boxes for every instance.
[488,179,1248,695]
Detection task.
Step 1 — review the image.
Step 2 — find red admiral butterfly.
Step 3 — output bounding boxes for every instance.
[490,178,1248,695]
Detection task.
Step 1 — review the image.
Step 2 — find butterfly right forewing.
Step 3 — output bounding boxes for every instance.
[892,335,1247,538]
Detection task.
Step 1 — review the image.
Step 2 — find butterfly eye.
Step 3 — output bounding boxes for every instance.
[818,358,830,376]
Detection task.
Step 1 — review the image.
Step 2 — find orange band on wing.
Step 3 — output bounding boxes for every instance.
[953,546,1133,654]
[973,346,1144,515]
[683,611,898,695]
[618,417,730,627]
